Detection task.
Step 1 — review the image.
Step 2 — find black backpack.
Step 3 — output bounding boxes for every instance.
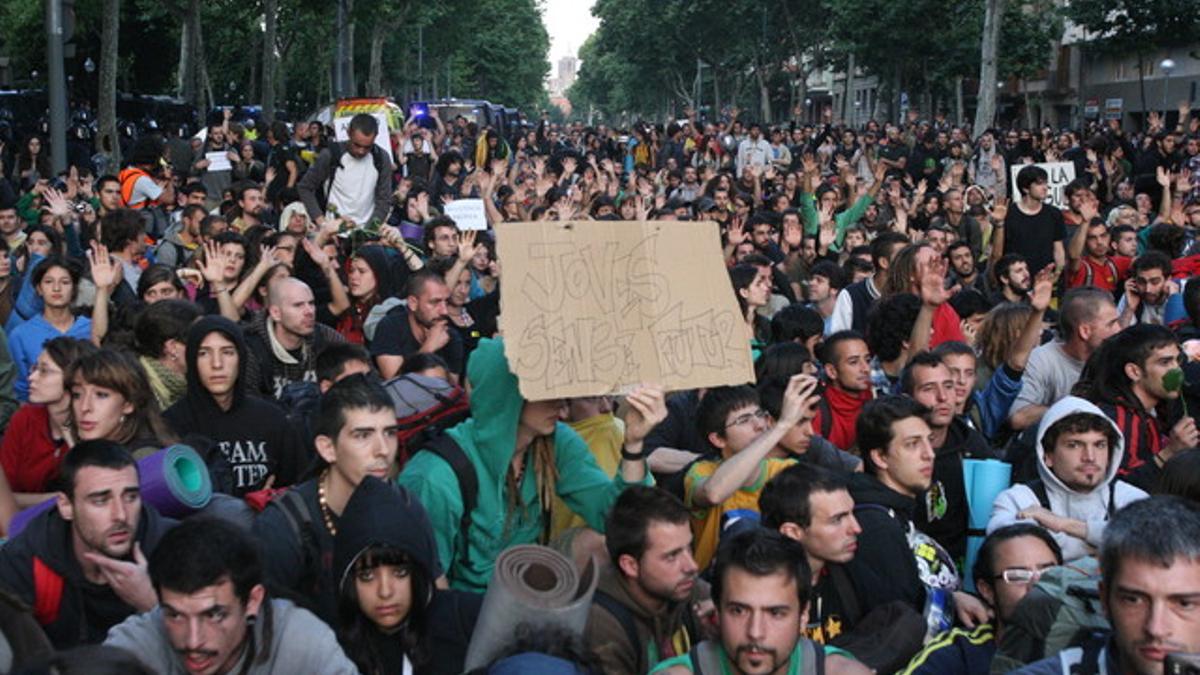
[592,589,701,671]
[1025,478,1118,518]
[422,435,480,573]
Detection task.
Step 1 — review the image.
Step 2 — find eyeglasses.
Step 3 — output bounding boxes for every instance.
[995,566,1055,585]
[725,409,770,429]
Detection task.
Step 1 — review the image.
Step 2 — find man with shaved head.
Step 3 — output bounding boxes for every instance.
[245,276,346,399]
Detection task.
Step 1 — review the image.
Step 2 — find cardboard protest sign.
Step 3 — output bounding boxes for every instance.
[444,199,488,231]
[1009,161,1076,209]
[497,220,755,400]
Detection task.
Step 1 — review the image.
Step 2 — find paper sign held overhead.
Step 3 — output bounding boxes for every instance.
[444,199,488,231]
[497,220,755,400]
[1009,161,1076,210]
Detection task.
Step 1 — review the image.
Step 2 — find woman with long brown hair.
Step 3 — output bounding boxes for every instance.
[68,349,176,457]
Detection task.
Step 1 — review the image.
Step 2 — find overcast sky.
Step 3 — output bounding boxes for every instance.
[543,0,599,70]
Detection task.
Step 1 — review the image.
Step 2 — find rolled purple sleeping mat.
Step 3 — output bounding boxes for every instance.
[8,444,213,538]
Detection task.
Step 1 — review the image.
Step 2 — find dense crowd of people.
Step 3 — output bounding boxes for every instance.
[0,100,1195,674]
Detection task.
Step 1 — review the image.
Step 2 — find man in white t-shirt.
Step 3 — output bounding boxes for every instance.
[297,113,394,228]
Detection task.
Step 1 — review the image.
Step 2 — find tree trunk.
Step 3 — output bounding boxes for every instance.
[346,0,357,96]
[197,17,212,115]
[973,0,1006,133]
[713,68,721,118]
[756,62,772,124]
[955,76,964,124]
[842,53,855,124]
[261,0,277,123]
[97,0,120,167]
[1137,52,1148,131]
[177,5,192,101]
[366,21,387,96]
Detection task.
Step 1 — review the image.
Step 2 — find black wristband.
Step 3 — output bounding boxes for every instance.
[621,447,646,462]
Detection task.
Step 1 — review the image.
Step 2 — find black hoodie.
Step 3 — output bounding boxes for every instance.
[913,417,996,562]
[333,476,479,675]
[845,472,928,614]
[0,503,172,649]
[164,316,309,496]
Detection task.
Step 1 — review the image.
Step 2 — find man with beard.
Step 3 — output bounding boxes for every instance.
[1067,200,1131,293]
[191,116,236,211]
[229,182,266,232]
[1118,252,1177,327]
[431,150,466,207]
[587,486,705,675]
[244,278,345,400]
[991,254,1033,306]
[371,270,464,380]
[989,397,1148,562]
[650,528,870,675]
[0,440,172,648]
[932,188,983,259]
[155,203,206,268]
[106,517,357,674]
[947,241,984,293]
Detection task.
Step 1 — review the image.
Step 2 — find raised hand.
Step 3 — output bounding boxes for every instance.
[199,240,228,284]
[917,256,951,306]
[1157,166,1172,188]
[256,245,280,270]
[991,197,1009,222]
[301,237,334,271]
[87,241,122,290]
[779,374,820,427]
[1030,264,1055,311]
[726,218,747,247]
[42,187,73,219]
[457,230,481,262]
[623,384,669,447]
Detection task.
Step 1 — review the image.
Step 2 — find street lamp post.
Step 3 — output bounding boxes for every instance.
[1161,58,1176,113]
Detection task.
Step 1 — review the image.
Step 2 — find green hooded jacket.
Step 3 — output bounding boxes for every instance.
[398,338,650,592]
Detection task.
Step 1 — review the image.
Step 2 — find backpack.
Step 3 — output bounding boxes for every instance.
[269,488,325,608]
[689,639,824,675]
[989,557,1110,674]
[1025,479,1118,519]
[422,434,479,575]
[592,589,700,670]
[383,373,471,466]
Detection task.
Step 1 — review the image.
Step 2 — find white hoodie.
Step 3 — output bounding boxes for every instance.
[987,396,1148,561]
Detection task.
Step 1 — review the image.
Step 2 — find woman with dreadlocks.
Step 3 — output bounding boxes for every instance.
[398,337,668,592]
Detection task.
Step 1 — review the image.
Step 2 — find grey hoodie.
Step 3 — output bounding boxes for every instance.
[104,597,358,674]
[986,396,1147,561]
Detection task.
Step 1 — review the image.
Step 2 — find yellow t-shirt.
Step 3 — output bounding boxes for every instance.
[550,414,626,540]
[685,458,795,569]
